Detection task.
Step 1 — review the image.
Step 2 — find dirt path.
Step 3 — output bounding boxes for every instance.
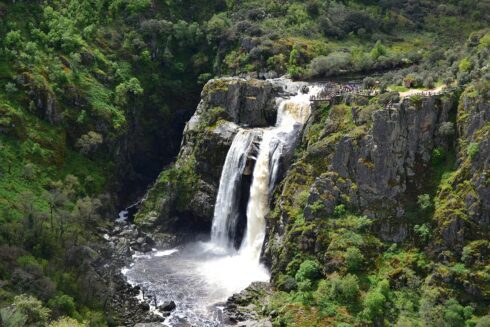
[399,85,445,98]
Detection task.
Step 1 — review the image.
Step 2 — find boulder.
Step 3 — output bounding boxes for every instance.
[158,300,176,312]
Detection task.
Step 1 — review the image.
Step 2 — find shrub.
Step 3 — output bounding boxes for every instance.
[431,147,446,166]
[309,52,351,77]
[363,77,376,89]
[276,274,297,292]
[334,204,346,217]
[329,274,360,304]
[417,194,432,211]
[467,142,479,159]
[362,279,390,321]
[206,13,231,42]
[1,295,51,326]
[48,294,76,317]
[443,299,473,327]
[370,40,387,60]
[423,75,435,89]
[438,122,455,136]
[345,247,364,271]
[295,259,322,282]
[458,58,473,73]
[49,317,85,327]
[5,82,18,94]
[76,132,103,155]
[476,316,490,327]
[414,224,432,243]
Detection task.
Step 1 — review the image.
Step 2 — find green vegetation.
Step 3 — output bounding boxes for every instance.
[0,0,488,325]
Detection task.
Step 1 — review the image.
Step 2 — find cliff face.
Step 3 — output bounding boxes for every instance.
[134,78,282,233]
[262,84,489,302]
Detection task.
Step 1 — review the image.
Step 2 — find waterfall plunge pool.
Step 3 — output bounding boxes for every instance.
[123,242,269,326]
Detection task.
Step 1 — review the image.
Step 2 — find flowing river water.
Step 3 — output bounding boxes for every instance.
[124,79,322,326]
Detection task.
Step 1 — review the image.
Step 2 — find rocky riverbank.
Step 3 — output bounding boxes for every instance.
[92,218,272,327]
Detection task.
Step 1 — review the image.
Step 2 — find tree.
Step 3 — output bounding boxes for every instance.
[370,40,387,60]
[329,274,360,304]
[72,197,102,229]
[42,188,68,233]
[345,247,364,271]
[75,132,103,155]
[295,259,322,282]
[0,295,50,327]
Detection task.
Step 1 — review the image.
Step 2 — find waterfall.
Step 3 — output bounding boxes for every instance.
[211,129,257,248]
[125,80,323,326]
[208,79,321,261]
[239,86,320,260]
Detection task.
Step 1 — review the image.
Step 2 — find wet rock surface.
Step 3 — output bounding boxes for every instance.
[72,220,167,326]
[223,282,273,326]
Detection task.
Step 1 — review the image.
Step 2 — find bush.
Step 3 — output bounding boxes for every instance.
[276,274,297,292]
[329,274,360,304]
[476,316,490,327]
[0,295,51,326]
[48,294,76,317]
[309,52,351,77]
[443,299,473,327]
[458,58,473,73]
[438,122,455,136]
[345,247,364,271]
[295,259,322,282]
[370,40,387,60]
[334,204,346,217]
[49,317,85,327]
[414,224,432,243]
[431,147,446,166]
[362,279,390,321]
[467,142,479,159]
[417,194,432,211]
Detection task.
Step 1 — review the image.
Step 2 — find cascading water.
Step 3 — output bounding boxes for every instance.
[210,129,258,249]
[123,79,322,326]
[239,89,317,261]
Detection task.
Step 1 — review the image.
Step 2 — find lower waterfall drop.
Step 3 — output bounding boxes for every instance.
[211,129,257,249]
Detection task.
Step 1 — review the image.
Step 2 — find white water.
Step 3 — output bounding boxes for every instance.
[239,88,318,260]
[124,79,322,326]
[211,129,258,248]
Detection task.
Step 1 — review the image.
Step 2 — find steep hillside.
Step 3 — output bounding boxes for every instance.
[0,0,488,326]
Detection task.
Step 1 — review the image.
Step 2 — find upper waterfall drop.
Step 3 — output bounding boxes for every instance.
[239,83,323,261]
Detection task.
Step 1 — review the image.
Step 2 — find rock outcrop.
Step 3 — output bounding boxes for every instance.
[263,91,481,274]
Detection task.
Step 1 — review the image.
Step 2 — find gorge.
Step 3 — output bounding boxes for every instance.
[125,79,322,326]
[0,2,488,326]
